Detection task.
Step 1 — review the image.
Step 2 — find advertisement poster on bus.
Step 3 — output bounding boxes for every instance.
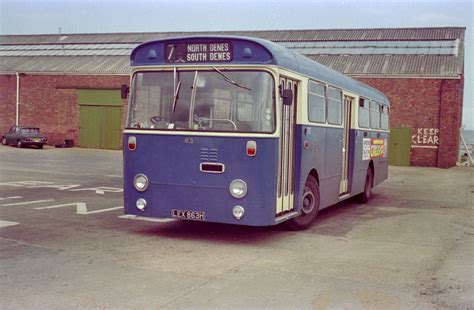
[363,138,387,160]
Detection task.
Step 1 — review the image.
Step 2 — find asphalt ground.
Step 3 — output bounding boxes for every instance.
[0,145,473,309]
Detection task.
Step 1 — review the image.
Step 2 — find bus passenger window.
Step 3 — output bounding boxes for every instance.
[358,98,369,128]
[308,81,326,123]
[327,87,342,125]
[369,101,380,129]
[381,105,389,130]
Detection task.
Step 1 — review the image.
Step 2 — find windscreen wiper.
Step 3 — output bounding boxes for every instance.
[212,67,251,91]
[171,81,181,113]
[171,68,181,113]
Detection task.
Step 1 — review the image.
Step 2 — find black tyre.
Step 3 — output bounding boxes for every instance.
[286,175,320,230]
[1,137,7,146]
[38,144,43,149]
[358,167,373,203]
[17,140,22,148]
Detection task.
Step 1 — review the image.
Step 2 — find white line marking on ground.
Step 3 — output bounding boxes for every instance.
[1,199,54,207]
[77,206,123,215]
[70,187,123,194]
[35,203,122,215]
[0,196,23,201]
[35,202,84,210]
[0,220,19,228]
[0,181,52,187]
[105,175,122,178]
[118,214,176,223]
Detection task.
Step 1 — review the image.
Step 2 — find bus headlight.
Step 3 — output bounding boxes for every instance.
[232,205,245,220]
[134,174,149,192]
[136,198,147,211]
[229,179,247,199]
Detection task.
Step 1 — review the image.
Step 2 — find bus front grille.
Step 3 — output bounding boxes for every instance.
[200,147,219,162]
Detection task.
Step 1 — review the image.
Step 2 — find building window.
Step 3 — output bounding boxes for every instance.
[358,98,369,128]
[308,81,326,123]
[327,87,342,125]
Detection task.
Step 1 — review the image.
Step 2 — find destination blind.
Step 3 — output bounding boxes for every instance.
[165,41,233,63]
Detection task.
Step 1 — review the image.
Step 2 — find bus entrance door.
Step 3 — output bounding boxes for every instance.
[276,78,297,215]
[340,95,354,195]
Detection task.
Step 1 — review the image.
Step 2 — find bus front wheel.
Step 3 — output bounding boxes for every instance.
[286,175,320,230]
[358,167,373,203]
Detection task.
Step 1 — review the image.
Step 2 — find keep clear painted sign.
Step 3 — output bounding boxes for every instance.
[165,41,233,63]
[363,138,387,160]
[412,128,439,148]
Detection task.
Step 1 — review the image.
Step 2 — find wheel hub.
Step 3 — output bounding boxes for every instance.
[301,187,315,215]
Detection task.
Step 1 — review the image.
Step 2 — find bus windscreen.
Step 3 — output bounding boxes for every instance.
[127,70,275,133]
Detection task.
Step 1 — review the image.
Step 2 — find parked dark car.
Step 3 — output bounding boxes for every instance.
[1,126,48,149]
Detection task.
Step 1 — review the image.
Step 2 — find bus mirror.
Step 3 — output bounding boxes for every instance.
[282,89,293,105]
[121,84,129,99]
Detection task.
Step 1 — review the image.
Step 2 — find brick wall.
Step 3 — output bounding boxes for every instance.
[356,77,463,168]
[437,79,463,168]
[0,75,17,133]
[1,73,463,167]
[0,74,129,146]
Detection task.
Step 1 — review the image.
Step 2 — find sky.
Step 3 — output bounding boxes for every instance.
[1,0,473,129]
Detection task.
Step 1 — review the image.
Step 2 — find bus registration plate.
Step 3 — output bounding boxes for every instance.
[172,209,205,221]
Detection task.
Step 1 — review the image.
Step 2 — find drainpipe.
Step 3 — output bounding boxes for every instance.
[16,72,20,126]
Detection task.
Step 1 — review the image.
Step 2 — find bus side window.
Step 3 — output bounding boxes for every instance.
[381,105,389,130]
[327,87,342,125]
[358,98,369,128]
[308,80,326,123]
[369,100,380,129]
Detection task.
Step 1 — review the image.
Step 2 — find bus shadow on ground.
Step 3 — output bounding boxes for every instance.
[132,220,286,245]
[307,193,400,237]
[132,191,406,244]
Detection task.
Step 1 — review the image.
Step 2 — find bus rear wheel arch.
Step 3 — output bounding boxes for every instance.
[285,175,320,230]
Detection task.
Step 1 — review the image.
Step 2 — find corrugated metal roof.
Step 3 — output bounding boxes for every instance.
[0,27,464,44]
[309,54,461,76]
[0,56,129,74]
[279,40,458,55]
[0,27,465,77]
[0,43,138,57]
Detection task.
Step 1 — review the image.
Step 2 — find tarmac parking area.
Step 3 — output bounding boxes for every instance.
[0,145,473,309]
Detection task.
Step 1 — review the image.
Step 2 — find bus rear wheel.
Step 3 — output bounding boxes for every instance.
[286,175,320,230]
[358,167,373,203]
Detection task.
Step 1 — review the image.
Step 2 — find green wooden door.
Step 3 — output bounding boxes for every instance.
[78,90,122,150]
[388,127,411,166]
[79,106,121,149]
[79,106,101,149]
[102,106,121,149]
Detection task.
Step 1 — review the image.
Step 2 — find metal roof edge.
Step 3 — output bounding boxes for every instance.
[0,71,129,76]
[1,26,466,37]
[349,74,462,80]
[1,27,466,44]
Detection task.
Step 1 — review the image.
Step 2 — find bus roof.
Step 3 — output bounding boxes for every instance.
[131,35,389,105]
